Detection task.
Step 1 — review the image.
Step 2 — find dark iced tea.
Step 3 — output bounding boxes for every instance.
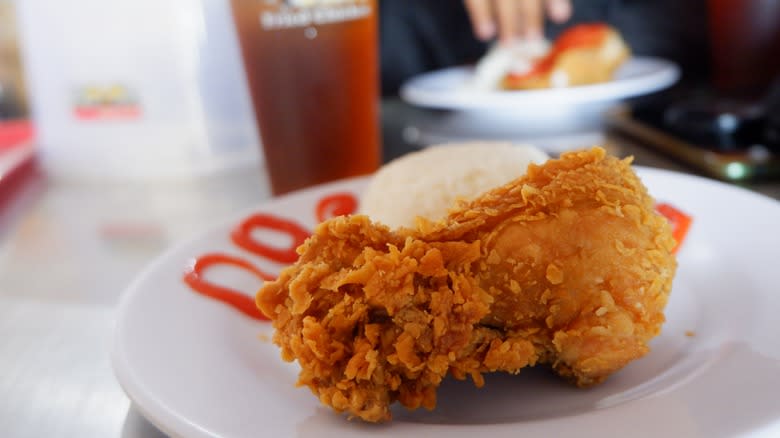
[231,0,380,195]
[707,0,780,94]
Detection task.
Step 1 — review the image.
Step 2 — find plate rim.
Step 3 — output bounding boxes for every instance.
[399,56,681,110]
[111,167,780,438]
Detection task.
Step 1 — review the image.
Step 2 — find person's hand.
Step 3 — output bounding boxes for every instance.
[464,0,572,43]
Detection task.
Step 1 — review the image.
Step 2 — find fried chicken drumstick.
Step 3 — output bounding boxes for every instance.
[257,148,677,422]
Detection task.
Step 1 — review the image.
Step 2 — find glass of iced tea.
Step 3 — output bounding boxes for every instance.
[230,0,380,195]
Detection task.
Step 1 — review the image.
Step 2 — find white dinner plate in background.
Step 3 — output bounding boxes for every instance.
[400,57,680,111]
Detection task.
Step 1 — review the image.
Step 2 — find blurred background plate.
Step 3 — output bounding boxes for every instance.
[398,57,679,153]
[400,56,680,110]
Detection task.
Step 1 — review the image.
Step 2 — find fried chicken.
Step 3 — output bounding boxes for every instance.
[257,148,677,422]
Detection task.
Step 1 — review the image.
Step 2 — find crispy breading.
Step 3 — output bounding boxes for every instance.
[257,148,677,422]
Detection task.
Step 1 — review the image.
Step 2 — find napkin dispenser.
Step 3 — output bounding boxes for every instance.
[15,0,260,181]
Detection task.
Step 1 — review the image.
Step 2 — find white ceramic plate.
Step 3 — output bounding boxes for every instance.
[400,57,680,110]
[113,169,780,438]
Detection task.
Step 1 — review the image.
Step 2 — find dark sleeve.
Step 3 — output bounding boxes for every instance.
[379,0,487,96]
[608,0,710,83]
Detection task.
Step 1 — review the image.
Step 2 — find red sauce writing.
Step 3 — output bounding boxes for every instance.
[183,253,274,321]
[183,191,359,321]
[316,192,359,222]
[231,213,310,264]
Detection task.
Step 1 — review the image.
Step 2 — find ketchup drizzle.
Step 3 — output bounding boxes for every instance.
[183,253,274,321]
[316,192,358,222]
[183,192,358,321]
[230,213,310,264]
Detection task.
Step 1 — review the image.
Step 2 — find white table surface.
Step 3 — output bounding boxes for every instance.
[0,162,270,437]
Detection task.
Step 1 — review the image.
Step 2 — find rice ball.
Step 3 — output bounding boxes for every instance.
[360,142,549,229]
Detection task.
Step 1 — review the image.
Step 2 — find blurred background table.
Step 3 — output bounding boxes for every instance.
[1,99,779,437]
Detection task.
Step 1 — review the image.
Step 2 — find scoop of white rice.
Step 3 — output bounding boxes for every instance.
[360,142,549,229]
